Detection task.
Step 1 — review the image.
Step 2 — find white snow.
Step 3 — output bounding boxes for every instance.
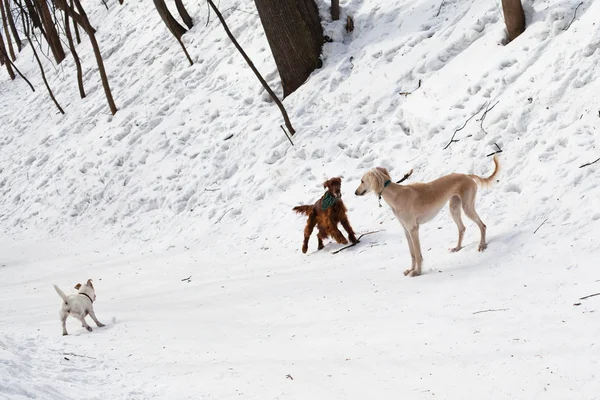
[1,0,600,398]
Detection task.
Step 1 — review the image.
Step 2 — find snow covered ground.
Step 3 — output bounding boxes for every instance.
[1,0,600,398]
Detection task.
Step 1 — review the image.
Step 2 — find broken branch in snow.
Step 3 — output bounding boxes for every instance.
[579,292,600,300]
[443,102,488,150]
[332,230,384,254]
[204,188,220,192]
[565,2,583,31]
[478,100,499,134]
[181,275,191,282]
[579,157,600,168]
[213,208,233,225]
[399,79,421,96]
[486,143,503,157]
[63,352,96,359]
[533,218,548,234]
[286,374,294,380]
[436,0,445,17]
[280,125,294,146]
[472,308,508,315]
[396,169,413,184]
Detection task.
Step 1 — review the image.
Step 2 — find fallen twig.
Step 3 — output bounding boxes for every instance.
[332,230,384,254]
[399,79,421,96]
[478,101,499,134]
[565,2,583,31]
[204,188,220,192]
[443,102,488,150]
[579,157,600,168]
[533,218,548,234]
[436,0,445,17]
[181,275,192,282]
[280,125,294,146]
[580,292,600,300]
[472,308,508,315]
[63,352,96,359]
[286,374,294,380]
[224,134,234,141]
[486,143,503,157]
[213,208,233,225]
[396,169,413,184]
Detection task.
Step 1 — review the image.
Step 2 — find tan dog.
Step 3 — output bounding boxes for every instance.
[53,279,105,335]
[355,156,499,277]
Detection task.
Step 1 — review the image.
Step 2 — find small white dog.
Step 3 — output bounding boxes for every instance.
[53,279,105,336]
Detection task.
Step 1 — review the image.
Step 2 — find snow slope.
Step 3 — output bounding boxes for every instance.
[1,0,600,398]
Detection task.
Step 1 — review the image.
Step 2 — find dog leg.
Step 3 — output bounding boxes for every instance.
[88,309,105,328]
[302,213,317,253]
[406,225,423,277]
[331,227,348,245]
[317,228,327,250]
[463,202,487,252]
[403,227,416,276]
[79,316,93,332]
[60,311,68,336]
[340,218,358,243]
[449,196,466,252]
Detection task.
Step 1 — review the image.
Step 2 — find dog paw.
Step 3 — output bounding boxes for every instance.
[97,323,105,327]
[407,270,421,277]
[478,243,487,252]
[86,326,93,332]
[302,246,308,254]
[339,238,348,245]
[350,237,358,244]
[449,246,462,253]
[62,332,68,336]
[404,269,412,276]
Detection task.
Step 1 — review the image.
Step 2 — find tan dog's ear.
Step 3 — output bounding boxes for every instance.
[74,283,82,290]
[375,167,389,175]
[86,279,94,289]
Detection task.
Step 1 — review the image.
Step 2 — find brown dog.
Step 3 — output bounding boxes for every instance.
[355,156,499,276]
[293,177,358,253]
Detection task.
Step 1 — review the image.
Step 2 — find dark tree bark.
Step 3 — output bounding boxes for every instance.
[207,0,295,136]
[254,0,324,98]
[331,0,339,21]
[153,0,192,65]
[0,31,15,79]
[62,5,85,98]
[4,0,22,52]
[502,0,525,42]
[174,0,193,29]
[24,0,42,30]
[0,45,35,90]
[34,0,65,63]
[0,0,16,60]
[69,0,81,43]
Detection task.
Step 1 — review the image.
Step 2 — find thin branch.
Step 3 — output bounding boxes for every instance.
[472,308,508,315]
[435,0,445,17]
[565,2,583,31]
[443,102,487,150]
[0,46,35,91]
[395,169,413,184]
[63,352,96,359]
[280,125,294,146]
[213,207,233,225]
[332,230,384,254]
[399,79,421,96]
[478,100,499,134]
[580,292,600,301]
[533,218,548,234]
[579,157,600,168]
[486,143,503,157]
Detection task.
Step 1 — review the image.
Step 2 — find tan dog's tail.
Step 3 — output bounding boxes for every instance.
[469,155,500,187]
[293,205,313,215]
[53,285,68,303]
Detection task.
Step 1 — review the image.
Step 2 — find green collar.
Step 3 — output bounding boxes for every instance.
[378,180,392,207]
[321,191,338,210]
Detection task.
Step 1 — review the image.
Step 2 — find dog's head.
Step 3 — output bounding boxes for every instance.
[74,279,97,302]
[355,167,391,196]
[323,177,343,198]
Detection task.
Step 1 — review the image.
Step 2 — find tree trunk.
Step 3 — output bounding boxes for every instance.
[0,44,35,90]
[24,0,42,30]
[4,0,22,52]
[174,0,193,29]
[34,0,65,63]
[153,0,186,40]
[62,6,85,98]
[70,0,81,43]
[0,31,15,79]
[331,0,339,21]
[254,0,324,98]
[0,0,16,60]
[502,0,525,42]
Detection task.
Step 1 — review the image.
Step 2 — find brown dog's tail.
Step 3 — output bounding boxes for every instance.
[469,155,500,187]
[293,205,313,215]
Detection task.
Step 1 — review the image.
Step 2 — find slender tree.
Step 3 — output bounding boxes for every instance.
[34,0,65,63]
[254,0,324,98]
[331,0,339,21]
[0,31,15,79]
[4,0,22,51]
[153,0,192,65]
[174,0,192,29]
[502,0,525,42]
[62,4,85,98]
[0,0,16,60]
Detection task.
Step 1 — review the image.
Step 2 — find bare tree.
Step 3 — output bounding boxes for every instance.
[502,0,525,42]
[174,0,192,29]
[0,0,16,60]
[4,0,22,52]
[254,0,324,98]
[331,0,339,21]
[0,31,15,79]
[0,45,35,90]
[69,0,80,44]
[34,0,65,63]
[62,4,85,98]
[153,0,193,64]
[207,0,295,136]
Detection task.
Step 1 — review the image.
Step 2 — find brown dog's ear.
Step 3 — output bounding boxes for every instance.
[323,179,331,189]
[74,283,82,290]
[86,279,94,289]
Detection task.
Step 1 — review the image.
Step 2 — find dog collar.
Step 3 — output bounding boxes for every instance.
[79,293,94,303]
[321,191,338,210]
[378,180,392,207]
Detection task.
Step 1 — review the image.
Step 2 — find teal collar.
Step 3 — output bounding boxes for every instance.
[378,180,392,207]
[321,191,338,210]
